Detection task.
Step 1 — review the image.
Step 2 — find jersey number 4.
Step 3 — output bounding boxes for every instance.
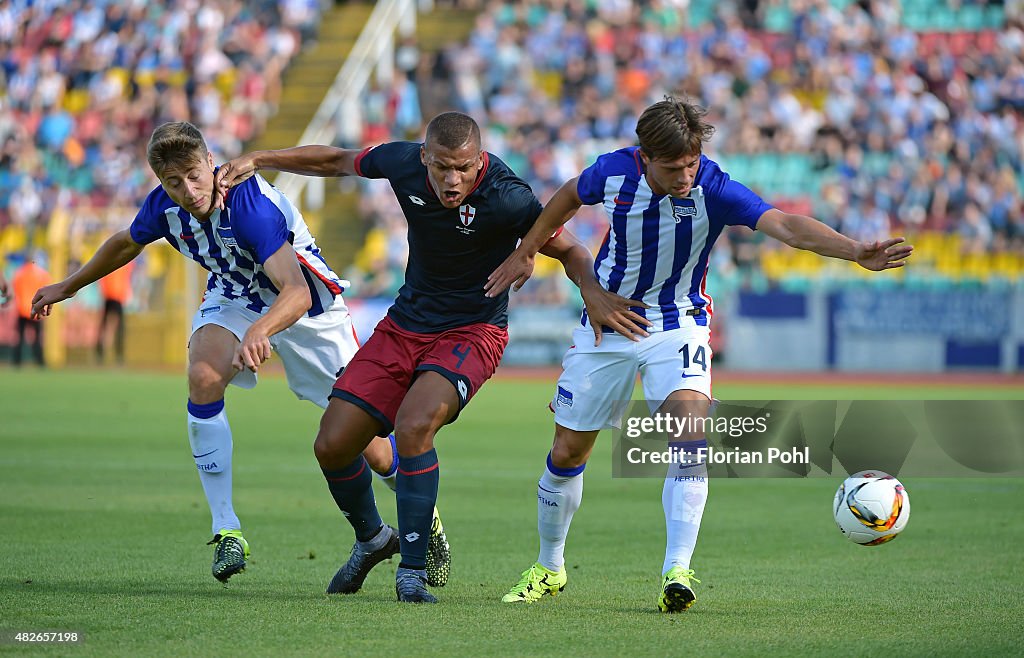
[451,343,472,369]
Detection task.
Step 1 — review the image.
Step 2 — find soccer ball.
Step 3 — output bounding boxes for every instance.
[833,470,910,545]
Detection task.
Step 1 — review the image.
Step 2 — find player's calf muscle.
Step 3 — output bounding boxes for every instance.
[550,429,598,468]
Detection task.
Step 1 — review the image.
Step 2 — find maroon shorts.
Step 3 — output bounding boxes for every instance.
[330,315,509,434]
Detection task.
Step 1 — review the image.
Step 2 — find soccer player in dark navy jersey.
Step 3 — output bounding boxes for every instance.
[217,111,644,603]
[352,139,546,333]
[486,97,914,612]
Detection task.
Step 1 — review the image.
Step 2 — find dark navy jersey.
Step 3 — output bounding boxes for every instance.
[355,141,542,332]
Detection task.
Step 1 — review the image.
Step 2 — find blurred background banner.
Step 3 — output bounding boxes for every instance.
[1,0,1021,374]
[726,286,1024,371]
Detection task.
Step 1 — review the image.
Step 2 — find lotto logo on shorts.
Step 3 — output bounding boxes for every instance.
[556,386,574,408]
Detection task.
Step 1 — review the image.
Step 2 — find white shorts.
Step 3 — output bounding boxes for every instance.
[190,293,359,409]
[552,325,713,431]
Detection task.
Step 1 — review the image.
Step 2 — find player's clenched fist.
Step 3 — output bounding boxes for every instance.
[233,328,272,372]
[213,153,260,208]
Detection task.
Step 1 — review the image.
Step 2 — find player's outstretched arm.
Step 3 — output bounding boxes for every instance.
[232,243,311,372]
[485,176,584,297]
[216,146,361,194]
[540,229,652,345]
[756,209,913,271]
[31,229,143,318]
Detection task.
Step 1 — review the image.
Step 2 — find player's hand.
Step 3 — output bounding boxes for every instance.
[0,272,8,307]
[855,237,913,271]
[234,328,271,373]
[214,154,259,209]
[30,282,73,318]
[580,283,652,346]
[484,249,535,297]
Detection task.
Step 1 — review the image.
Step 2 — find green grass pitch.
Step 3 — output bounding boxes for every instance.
[1,369,1022,656]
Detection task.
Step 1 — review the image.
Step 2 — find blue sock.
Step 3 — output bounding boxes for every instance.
[385,434,398,478]
[396,448,439,570]
[187,398,224,419]
[322,456,383,542]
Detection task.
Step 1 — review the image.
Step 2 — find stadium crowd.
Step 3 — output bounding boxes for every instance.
[1,0,1022,306]
[0,0,321,250]
[348,0,1024,303]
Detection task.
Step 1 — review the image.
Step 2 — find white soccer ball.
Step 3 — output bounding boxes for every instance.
[833,470,910,545]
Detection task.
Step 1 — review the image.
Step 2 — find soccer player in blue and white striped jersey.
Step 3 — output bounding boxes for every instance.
[31,122,399,583]
[488,97,913,612]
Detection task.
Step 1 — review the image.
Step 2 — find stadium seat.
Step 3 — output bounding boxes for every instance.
[958,6,985,32]
[764,6,792,33]
[985,6,1005,29]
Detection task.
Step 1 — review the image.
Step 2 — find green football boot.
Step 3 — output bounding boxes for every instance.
[501,562,567,603]
[425,507,451,587]
[657,566,700,612]
[208,529,250,583]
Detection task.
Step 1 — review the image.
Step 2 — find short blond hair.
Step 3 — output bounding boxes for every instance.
[147,121,208,175]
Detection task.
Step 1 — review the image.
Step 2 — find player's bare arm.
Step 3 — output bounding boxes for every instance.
[232,243,312,372]
[540,229,652,345]
[485,176,584,297]
[31,229,144,318]
[756,209,914,271]
[216,145,361,196]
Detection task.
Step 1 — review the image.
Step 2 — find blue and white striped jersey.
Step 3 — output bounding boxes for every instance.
[129,174,345,317]
[578,147,771,332]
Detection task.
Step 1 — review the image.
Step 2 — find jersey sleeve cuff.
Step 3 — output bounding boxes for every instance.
[353,146,374,177]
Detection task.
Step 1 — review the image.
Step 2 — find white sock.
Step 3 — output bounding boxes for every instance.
[187,408,240,535]
[662,451,708,574]
[536,465,583,572]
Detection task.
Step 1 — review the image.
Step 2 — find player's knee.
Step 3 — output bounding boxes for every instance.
[313,429,353,468]
[188,362,228,403]
[313,419,364,468]
[662,391,710,414]
[312,432,333,465]
[394,430,434,459]
[393,416,437,457]
[659,394,711,440]
[549,438,588,470]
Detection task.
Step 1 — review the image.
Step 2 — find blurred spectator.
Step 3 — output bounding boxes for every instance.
[842,195,891,244]
[0,0,323,245]
[0,259,8,307]
[96,261,134,365]
[343,0,1024,300]
[960,202,995,253]
[11,252,49,367]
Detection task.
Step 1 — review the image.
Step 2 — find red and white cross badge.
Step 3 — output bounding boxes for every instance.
[459,204,476,226]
